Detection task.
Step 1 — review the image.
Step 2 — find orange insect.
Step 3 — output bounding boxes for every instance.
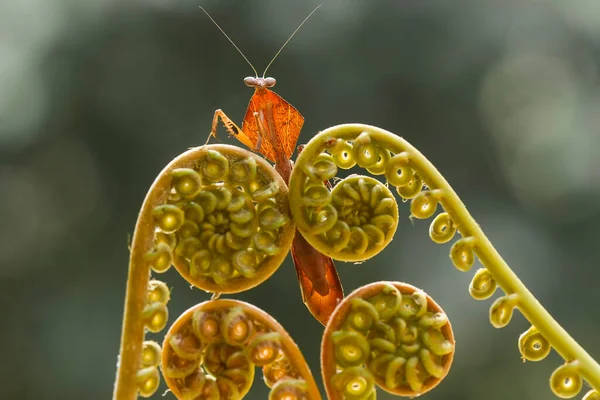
[200,6,343,325]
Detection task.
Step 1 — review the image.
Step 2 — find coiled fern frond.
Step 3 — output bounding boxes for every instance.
[113,124,599,400]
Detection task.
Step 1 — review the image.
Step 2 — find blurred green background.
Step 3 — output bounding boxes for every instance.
[1,0,599,399]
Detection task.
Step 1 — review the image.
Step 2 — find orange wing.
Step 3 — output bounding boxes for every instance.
[241,89,304,163]
[291,231,344,326]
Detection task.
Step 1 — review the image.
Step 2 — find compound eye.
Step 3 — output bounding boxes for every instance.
[244,77,258,87]
[264,77,276,87]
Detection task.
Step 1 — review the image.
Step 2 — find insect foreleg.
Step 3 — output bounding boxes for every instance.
[208,109,253,148]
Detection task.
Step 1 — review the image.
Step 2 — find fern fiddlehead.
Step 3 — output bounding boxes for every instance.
[321,281,454,399]
[114,121,599,399]
[289,123,600,399]
[162,299,319,400]
[114,144,296,399]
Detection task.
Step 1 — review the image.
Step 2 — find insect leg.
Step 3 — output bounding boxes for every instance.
[209,109,254,149]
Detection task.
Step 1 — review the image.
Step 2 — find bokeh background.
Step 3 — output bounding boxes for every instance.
[2,0,600,399]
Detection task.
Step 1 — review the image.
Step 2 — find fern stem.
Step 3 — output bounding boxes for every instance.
[290,123,600,393]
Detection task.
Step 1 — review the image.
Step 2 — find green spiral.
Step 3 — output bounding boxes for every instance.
[321,281,455,399]
[161,299,320,400]
[148,144,295,294]
[291,123,600,399]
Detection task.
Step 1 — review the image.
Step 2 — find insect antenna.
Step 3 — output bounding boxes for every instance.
[262,5,322,78]
[199,6,259,77]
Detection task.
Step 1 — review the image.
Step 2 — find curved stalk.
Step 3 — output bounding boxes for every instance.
[114,122,599,399]
[113,144,295,399]
[289,123,600,398]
